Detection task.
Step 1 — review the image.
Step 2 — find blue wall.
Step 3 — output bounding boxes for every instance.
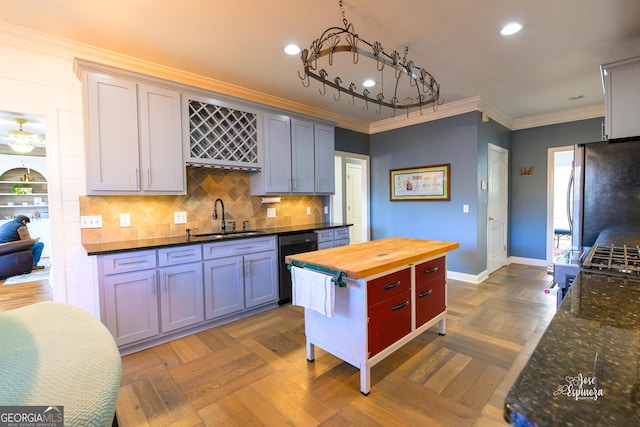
[335,113,599,274]
[368,112,510,274]
[510,117,604,258]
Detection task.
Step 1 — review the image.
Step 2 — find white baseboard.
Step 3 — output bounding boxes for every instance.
[447,257,550,284]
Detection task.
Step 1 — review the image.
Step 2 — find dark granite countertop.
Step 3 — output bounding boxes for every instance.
[83,223,350,256]
[504,271,640,426]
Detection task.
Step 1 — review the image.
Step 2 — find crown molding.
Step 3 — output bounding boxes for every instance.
[0,21,606,136]
[511,104,604,130]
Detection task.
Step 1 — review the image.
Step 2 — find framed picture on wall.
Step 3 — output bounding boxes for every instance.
[390,163,451,201]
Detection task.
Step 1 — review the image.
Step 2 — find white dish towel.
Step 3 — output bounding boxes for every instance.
[291,266,335,317]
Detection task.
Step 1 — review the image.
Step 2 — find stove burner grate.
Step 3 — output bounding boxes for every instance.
[583,244,640,274]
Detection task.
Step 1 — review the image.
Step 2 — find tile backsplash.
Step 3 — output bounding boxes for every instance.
[80,168,326,244]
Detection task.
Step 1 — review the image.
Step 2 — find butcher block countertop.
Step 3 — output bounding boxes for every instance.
[285,237,459,279]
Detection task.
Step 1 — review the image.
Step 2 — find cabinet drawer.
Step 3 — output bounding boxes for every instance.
[158,245,202,267]
[102,250,156,275]
[317,241,334,250]
[203,236,276,259]
[368,290,411,357]
[367,268,411,307]
[333,227,350,241]
[314,229,334,243]
[334,238,350,248]
[415,276,446,328]
[415,256,445,285]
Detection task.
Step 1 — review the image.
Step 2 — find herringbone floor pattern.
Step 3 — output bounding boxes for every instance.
[114,263,556,426]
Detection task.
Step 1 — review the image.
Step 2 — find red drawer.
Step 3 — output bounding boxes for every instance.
[367,268,411,307]
[415,257,445,285]
[367,290,411,357]
[415,276,446,328]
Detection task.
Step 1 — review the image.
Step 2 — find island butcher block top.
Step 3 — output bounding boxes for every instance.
[285,237,459,279]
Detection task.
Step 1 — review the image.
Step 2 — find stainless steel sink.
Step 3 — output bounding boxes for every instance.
[194,230,264,239]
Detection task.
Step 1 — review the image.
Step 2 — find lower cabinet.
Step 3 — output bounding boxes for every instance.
[203,236,278,319]
[315,226,350,250]
[103,269,159,347]
[99,237,277,351]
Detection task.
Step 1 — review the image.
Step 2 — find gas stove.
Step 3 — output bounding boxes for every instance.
[582,243,640,275]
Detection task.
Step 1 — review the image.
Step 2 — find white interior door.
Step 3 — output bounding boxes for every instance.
[487,143,508,274]
[346,162,363,243]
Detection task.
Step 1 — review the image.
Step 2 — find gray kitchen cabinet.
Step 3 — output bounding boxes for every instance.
[601,56,640,139]
[101,250,159,347]
[203,256,245,319]
[203,236,277,319]
[157,246,204,333]
[315,227,350,249]
[80,62,185,195]
[250,113,335,195]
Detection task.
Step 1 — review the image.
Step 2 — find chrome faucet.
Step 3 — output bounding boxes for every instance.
[213,198,226,232]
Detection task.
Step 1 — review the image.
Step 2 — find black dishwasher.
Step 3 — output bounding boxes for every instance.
[278,232,318,305]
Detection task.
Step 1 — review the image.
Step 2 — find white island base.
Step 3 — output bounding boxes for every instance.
[302,264,447,395]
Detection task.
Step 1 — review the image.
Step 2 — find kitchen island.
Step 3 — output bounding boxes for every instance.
[504,271,640,426]
[285,237,459,394]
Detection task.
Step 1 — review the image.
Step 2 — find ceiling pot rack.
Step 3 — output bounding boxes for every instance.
[299,0,442,117]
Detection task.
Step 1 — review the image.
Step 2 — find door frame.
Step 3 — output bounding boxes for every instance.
[332,151,370,242]
[486,143,509,274]
[546,145,574,264]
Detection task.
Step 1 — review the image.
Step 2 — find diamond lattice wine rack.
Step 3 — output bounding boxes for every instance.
[186,100,261,170]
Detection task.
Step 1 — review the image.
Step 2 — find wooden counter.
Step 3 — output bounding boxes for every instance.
[285,237,459,279]
[286,237,459,395]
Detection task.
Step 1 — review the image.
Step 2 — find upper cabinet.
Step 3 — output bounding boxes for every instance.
[250,113,335,195]
[80,67,185,195]
[601,56,640,140]
[183,94,263,171]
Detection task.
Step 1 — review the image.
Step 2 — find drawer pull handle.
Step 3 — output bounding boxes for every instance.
[169,252,194,259]
[382,281,401,291]
[118,259,148,266]
[424,266,439,274]
[418,289,433,298]
[391,300,409,311]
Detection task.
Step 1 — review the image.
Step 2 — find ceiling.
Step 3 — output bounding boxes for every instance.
[1,0,640,130]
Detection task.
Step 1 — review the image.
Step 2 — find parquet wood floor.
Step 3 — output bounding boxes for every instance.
[114,264,556,426]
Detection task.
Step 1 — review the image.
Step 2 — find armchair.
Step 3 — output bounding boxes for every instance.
[0,239,35,280]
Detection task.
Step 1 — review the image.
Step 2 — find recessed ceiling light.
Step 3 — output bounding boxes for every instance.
[284,44,301,55]
[500,22,523,36]
[362,79,376,88]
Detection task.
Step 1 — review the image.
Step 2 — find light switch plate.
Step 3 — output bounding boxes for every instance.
[267,208,276,218]
[120,213,131,227]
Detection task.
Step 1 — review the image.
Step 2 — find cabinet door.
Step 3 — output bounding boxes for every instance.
[244,251,278,308]
[263,113,292,193]
[103,270,159,346]
[159,263,204,333]
[86,73,140,192]
[138,84,185,193]
[203,257,244,319]
[291,119,315,193]
[314,124,335,193]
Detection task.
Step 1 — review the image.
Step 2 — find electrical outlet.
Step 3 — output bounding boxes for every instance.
[306,207,311,215]
[267,208,276,218]
[174,211,187,224]
[324,206,328,214]
[80,215,102,229]
[120,213,131,227]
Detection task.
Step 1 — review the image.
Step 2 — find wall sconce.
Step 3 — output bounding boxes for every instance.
[520,166,534,176]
